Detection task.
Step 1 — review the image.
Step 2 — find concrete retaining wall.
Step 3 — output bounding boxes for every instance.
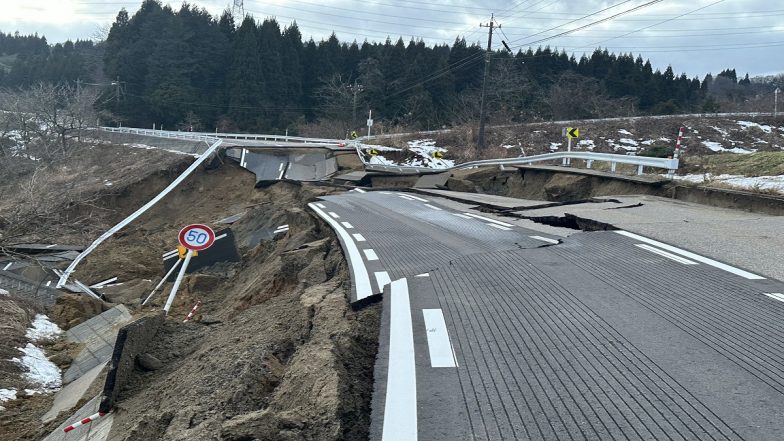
[0,269,60,305]
[99,312,165,413]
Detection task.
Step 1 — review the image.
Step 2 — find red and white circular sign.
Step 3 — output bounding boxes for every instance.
[178,224,216,251]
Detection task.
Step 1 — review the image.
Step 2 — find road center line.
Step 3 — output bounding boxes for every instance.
[530,235,560,245]
[328,211,340,219]
[464,212,515,227]
[353,233,366,242]
[354,188,367,193]
[616,230,764,279]
[423,204,442,211]
[422,309,457,368]
[487,223,512,231]
[307,203,373,300]
[382,278,417,441]
[636,244,697,265]
[341,222,354,229]
[364,249,379,261]
[764,293,784,303]
[403,194,429,202]
[315,203,326,209]
[375,271,391,291]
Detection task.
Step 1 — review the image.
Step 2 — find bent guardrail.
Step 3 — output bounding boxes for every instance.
[361,150,679,176]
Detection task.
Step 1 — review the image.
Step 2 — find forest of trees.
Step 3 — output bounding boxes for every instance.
[0,0,781,136]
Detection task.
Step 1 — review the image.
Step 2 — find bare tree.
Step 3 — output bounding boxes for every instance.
[315,74,353,135]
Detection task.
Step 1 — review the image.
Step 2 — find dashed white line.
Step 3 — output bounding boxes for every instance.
[487,223,512,231]
[398,194,417,201]
[403,194,429,202]
[423,204,442,211]
[381,192,393,195]
[422,309,457,368]
[353,233,366,242]
[2,262,11,271]
[636,244,697,265]
[328,211,340,219]
[415,273,430,277]
[315,203,326,209]
[240,148,247,168]
[364,249,379,261]
[278,162,284,171]
[382,278,417,440]
[375,271,391,292]
[464,213,515,227]
[341,222,354,229]
[764,293,784,303]
[354,188,367,193]
[451,213,472,219]
[308,203,373,300]
[530,236,560,245]
[616,230,764,279]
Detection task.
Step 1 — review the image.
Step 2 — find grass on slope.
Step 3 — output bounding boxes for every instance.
[682,151,784,176]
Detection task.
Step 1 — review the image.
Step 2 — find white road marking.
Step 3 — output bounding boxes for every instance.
[398,194,417,201]
[364,249,379,261]
[354,188,367,193]
[464,213,515,227]
[215,233,228,240]
[487,223,512,231]
[328,211,340,219]
[451,213,472,219]
[422,309,457,368]
[278,164,286,180]
[278,162,284,171]
[89,277,118,289]
[403,194,429,202]
[382,278,417,441]
[636,244,697,265]
[308,203,373,300]
[415,273,430,277]
[353,233,366,242]
[240,148,247,168]
[375,271,391,291]
[764,293,784,303]
[381,192,392,195]
[46,244,57,248]
[46,281,52,287]
[423,204,442,211]
[341,222,354,229]
[2,262,11,271]
[530,235,560,245]
[276,224,289,229]
[616,231,764,279]
[315,203,326,209]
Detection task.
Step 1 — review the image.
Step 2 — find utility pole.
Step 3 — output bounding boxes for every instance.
[776,87,780,117]
[232,0,245,18]
[350,80,364,129]
[477,14,498,150]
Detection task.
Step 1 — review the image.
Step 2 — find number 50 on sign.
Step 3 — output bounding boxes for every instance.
[178,224,216,251]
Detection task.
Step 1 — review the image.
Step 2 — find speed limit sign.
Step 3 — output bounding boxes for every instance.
[178,224,216,251]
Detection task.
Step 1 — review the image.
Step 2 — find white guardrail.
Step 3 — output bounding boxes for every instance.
[101,127,221,142]
[361,149,679,176]
[101,127,344,145]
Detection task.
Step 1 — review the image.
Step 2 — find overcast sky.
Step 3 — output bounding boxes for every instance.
[2,0,782,78]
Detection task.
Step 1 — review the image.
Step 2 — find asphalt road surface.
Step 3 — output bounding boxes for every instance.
[310,190,784,441]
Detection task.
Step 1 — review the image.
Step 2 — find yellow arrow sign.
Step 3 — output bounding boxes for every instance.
[433,151,444,159]
[368,148,379,156]
[567,127,580,139]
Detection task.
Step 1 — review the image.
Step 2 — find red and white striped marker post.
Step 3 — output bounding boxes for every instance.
[63,411,107,432]
[183,301,202,322]
[668,126,686,177]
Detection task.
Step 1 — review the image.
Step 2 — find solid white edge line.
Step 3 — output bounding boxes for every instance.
[636,244,697,265]
[464,212,514,227]
[353,233,366,242]
[342,222,354,229]
[364,249,379,261]
[422,309,457,368]
[530,235,560,245]
[487,223,512,231]
[354,188,367,193]
[278,162,284,171]
[415,273,430,277]
[329,211,340,219]
[403,194,429,202]
[398,194,416,201]
[452,213,472,219]
[423,204,442,211]
[616,230,764,279]
[380,192,392,195]
[308,203,373,300]
[375,271,391,292]
[764,293,784,303]
[382,278,417,441]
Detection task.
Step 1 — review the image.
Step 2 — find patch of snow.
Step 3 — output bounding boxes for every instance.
[368,155,395,166]
[607,139,638,152]
[618,129,633,135]
[737,120,773,133]
[11,343,62,394]
[701,140,755,154]
[672,174,784,194]
[0,288,8,296]
[619,138,638,146]
[754,139,769,144]
[502,144,516,149]
[405,139,454,169]
[709,126,729,137]
[25,314,62,342]
[0,388,16,402]
[104,180,113,186]
[692,129,699,134]
[549,142,562,151]
[578,140,595,150]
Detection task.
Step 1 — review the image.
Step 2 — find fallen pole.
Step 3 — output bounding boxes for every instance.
[63,411,108,433]
[142,258,182,306]
[183,301,202,322]
[163,250,192,314]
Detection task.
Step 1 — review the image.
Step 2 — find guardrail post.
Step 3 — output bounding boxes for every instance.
[611,162,617,173]
[637,164,644,175]
[586,160,593,169]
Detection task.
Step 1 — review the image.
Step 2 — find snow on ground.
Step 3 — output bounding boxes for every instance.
[25,314,62,342]
[405,139,454,168]
[607,139,638,152]
[737,120,773,133]
[578,140,595,150]
[12,343,62,394]
[701,140,756,154]
[368,155,395,166]
[0,388,16,411]
[709,126,729,137]
[549,142,562,151]
[672,174,784,194]
[618,129,633,136]
[619,138,638,146]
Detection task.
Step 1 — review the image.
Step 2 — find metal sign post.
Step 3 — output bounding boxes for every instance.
[367,110,373,138]
[564,127,579,166]
[776,88,780,117]
[162,224,216,314]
